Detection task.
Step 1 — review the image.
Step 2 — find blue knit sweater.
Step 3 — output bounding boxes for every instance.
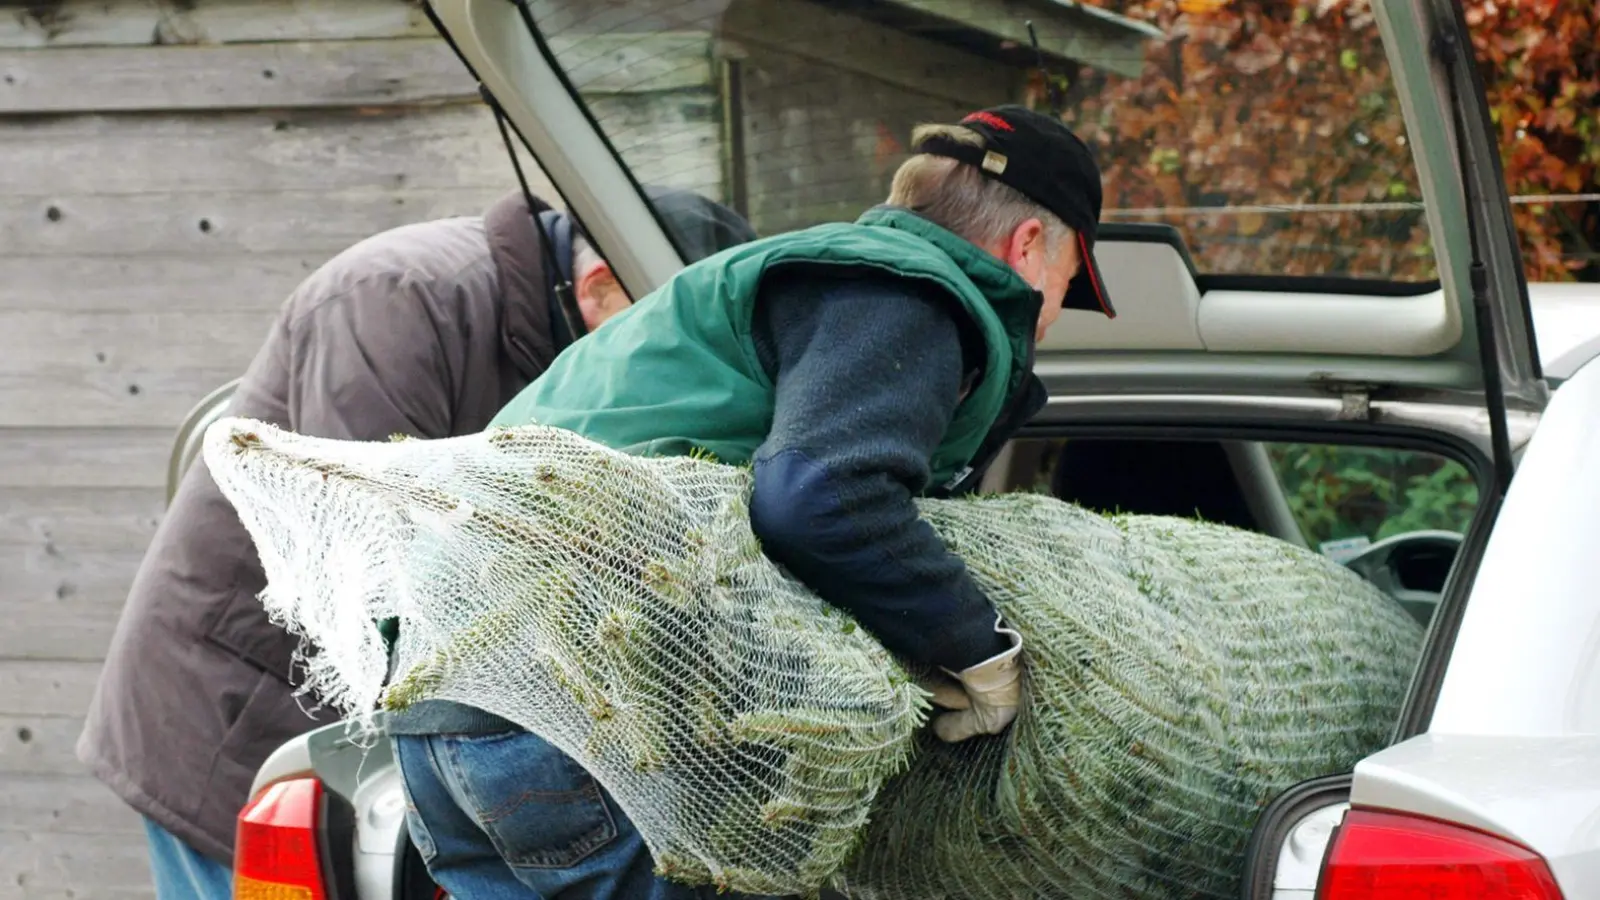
[747,265,1013,671]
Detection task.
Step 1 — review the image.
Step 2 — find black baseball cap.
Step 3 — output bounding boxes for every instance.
[912,105,1115,319]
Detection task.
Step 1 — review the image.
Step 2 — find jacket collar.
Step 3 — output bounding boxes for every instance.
[854,205,1043,359]
[856,207,1040,306]
[483,190,562,384]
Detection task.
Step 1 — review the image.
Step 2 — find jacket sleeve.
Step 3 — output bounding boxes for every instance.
[747,268,1009,673]
[283,273,456,441]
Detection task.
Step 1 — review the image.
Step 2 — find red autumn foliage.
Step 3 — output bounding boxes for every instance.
[1051,0,1598,282]
[1469,0,1599,280]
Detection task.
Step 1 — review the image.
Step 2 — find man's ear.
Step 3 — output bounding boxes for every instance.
[1003,218,1048,277]
[574,258,619,302]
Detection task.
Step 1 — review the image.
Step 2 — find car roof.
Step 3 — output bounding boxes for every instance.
[1528,283,1600,381]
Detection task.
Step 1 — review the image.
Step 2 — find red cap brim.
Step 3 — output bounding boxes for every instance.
[1063,231,1115,318]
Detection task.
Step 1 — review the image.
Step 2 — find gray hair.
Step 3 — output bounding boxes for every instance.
[889,124,1073,259]
[571,231,605,277]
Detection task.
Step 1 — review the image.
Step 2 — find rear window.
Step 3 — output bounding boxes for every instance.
[526,0,1437,283]
[991,434,1479,625]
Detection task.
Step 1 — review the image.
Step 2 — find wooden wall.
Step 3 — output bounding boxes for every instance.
[0,2,712,895]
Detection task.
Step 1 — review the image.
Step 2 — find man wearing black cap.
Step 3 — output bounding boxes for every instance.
[388,105,1114,900]
[78,182,754,900]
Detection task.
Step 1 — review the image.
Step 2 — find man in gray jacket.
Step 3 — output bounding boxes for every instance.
[76,185,755,899]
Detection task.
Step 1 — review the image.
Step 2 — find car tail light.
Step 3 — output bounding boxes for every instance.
[234,777,330,900]
[1316,808,1565,899]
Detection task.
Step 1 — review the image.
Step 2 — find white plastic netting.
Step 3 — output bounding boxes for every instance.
[202,417,1423,900]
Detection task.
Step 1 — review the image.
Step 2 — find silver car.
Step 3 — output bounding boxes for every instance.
[174,0,1599,897]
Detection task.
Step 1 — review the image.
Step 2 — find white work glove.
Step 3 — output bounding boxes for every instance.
[924,616,1024,743]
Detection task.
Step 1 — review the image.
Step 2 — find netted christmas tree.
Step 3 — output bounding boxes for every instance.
[204,417,1422,900]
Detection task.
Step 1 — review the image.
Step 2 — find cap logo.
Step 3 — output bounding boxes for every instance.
[961,111,1014,132]
[981,150,1008,175]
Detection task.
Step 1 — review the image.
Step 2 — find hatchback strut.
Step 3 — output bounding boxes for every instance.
[419,0,590,345]
[1432,25,1516,495]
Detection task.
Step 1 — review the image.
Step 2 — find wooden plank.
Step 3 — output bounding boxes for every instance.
[0,660,103,718]
[4,527,153,592]
[0,308,267,427]
[0,487,164,663]
[0,186,518,257]
[0,490,159,662]
[0,775,143,835]
[1,543,140,663]
[5,542,145,592]
[1,828,154,900]
[0,364,250,428]
[0,716,89,777]
[3,554,137,611]
[0,33,712,113]
[0,597,125,662]
[0,0,433,49]
[0,487,165,552]
[1,487,156,663]
[718,0,1015,107]
[3,548,145,659]
[0,428,172,487]
[0,104,545,197]
[875,0,1158,78]
[0,254,320,313]
[0,37,477,113]
[0,309,271,378]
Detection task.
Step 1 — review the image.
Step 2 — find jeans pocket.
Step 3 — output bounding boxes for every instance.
[441,731,618,870]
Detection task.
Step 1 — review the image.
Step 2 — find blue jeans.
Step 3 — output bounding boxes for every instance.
[392,730,776,900]
[142,817,233,900]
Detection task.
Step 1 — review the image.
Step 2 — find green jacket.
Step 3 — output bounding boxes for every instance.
[492,205,1041,490]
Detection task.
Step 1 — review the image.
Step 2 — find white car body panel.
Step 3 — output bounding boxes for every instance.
[1353,735,1600,897]
[1346,348,1600,899]
[1527,283,1600,381]
[1430,346,1600,738]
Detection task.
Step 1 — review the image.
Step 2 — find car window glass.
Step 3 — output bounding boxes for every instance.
[1262,442,1478,554]
[989,436,1478,564]
[524,0,1438,283]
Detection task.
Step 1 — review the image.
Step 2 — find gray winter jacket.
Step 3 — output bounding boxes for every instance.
[76,189,567,864]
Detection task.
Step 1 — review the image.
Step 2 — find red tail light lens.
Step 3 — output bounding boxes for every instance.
[234,777,329,900]
[1317,808,1565,899]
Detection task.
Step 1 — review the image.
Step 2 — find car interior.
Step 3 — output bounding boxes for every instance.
[978,434,1465,628]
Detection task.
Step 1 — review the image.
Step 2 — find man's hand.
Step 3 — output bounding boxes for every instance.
[923,617,1024,743]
